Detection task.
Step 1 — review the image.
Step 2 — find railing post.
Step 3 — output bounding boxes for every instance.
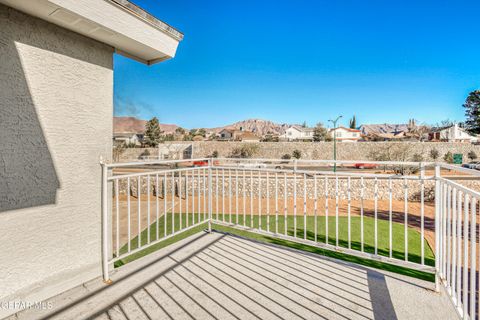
[100,160,111,284]
[208,158,213,233]
[434,163,441,292]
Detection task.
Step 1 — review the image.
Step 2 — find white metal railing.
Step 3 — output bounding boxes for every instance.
[101,158,479,319]
[435,168,479,320]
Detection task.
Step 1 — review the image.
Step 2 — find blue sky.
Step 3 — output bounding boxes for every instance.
[114,0,480,129]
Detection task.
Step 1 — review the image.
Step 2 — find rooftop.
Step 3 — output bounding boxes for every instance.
[107,0,183,41]
[1,0,183,64]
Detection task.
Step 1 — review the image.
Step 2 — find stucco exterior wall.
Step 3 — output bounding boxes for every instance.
[0,4,113,316]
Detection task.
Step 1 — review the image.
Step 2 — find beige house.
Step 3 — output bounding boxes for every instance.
[328,126,361,142]
[113,132,144,146]
[218,128,239,140]
[429,123,479,143]
[281,125,314,141]
[0,0,182,317]
[217,128,259,141]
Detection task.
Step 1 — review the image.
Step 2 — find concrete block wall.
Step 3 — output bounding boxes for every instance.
[117,141,480,163]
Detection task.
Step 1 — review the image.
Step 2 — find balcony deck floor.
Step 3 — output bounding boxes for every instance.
[12,232,457,320]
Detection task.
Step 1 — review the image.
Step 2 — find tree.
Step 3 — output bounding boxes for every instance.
[174,127,186,140]
[444,151,454,164]
[301,121,307,128]
[349,115,357,129]
[144,117,163,147]
[162,133,175,141]
[292,149,302,159]
[313,122,328,142]
[430,148,440,161]
[113,143,126,162]
[464,90,480,134]
[197,128,207,137]
[468,151,478,161]
[368,143,417,174]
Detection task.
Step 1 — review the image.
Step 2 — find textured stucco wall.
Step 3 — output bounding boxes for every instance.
[0,4,113,316]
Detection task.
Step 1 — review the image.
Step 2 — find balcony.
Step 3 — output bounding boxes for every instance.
[11,158,479,319]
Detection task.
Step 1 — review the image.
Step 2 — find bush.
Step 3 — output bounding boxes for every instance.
[444,151,454,164]
[429,148,439,161]
[292,149,302,159]
[281,154,291,160]
[468,151,477,161]
[211,150,219,158]
[230,144,259,158]
[412,153,424,162]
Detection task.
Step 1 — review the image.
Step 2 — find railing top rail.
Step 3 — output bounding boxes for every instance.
[108,165,206,180]
[437,163,480,177]
[104,158,209,168]
[210,165,433,180]
[215,157,434,167]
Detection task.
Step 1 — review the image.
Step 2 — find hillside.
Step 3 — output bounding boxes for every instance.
[114,117,290,136]
[113,117,179,134]
[213,119,290,136]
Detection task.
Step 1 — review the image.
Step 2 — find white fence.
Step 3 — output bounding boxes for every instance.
[101,158,479,320]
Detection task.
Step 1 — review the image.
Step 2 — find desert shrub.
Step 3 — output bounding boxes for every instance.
[368,143,418,174]
[412,153,424,162]
[429,148,439,161]
[292,149,302,159]
[281,154,292,160]
[468,151,478,161]
[230,144,259,158]
[211,150,219,158]
[444,151,454,164]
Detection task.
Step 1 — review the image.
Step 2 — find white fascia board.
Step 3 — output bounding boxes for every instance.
[0,0,183,65]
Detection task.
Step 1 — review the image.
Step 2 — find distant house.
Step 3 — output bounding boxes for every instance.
[359,121,430,141]
[369,131,406,141]
[281,126,314,141]
[429,124,478,143]
[218,129,237,140]
[113,132,144,146]
[359,123,409,137]
[217,128,258,141]
[328,127,361,142]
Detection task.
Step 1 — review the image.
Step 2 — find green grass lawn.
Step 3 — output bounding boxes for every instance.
[115,212,434,282]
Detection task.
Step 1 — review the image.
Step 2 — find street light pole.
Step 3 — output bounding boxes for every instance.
[329,115,342,173]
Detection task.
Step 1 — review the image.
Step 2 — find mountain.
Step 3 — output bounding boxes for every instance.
[113,117,179,134]
[212,119,290,136]
[114,117,291,136]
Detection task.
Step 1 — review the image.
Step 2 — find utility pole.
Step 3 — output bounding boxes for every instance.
[329,115,342,172]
